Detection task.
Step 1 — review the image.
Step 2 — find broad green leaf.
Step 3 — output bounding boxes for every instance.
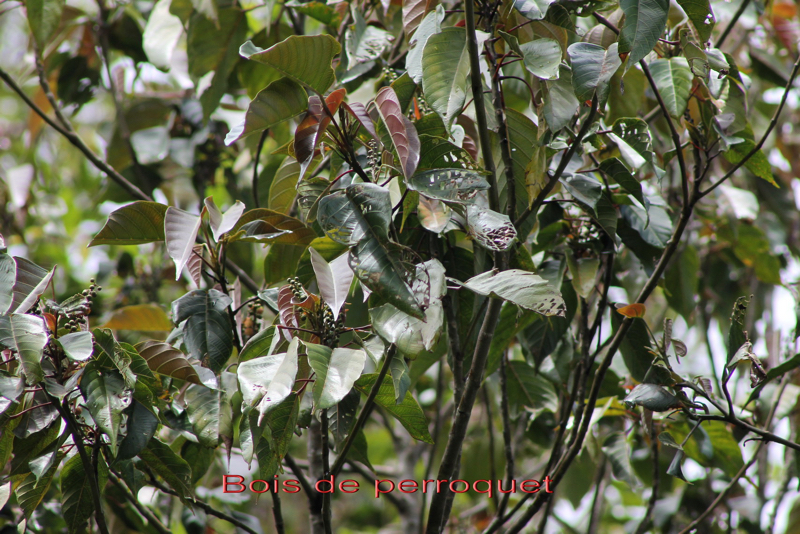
[659,431,683,450]
[677,0,715,42]
[568,42,621,103]
[171,289,234,373]
[57,331,93,362]
[345,9,394,69]
[0,254,14,314]
[649,58,693,119]
[417,197,451,233]
[14,460,59,519]
[500,31,561,80]
[10,257,54,314]
[81,362,131,456]
[723,125,779,187]
[117,399,159,461]
[610,117,657,174]
[620,204,672,249]
[486,305,538,375]
[139,438,193,501]
[665,244,699,318]
[406,5,444,83]
[375,86,421,179]
[0,314,47,384]
[370,259,446,357]
[268,158,303,215]
[100,304,173,331]
[610,308,653,382]
[239,325,280,362]
[62,453,108,533]
[143,0,183,69]
[26,0,65,47]
[618,0,670,71]
[513,0,555,20]
[667,450,688,481]
[698,421,744,477]
[187,8,247,119]
[421,27,470,128]
[306,344,367,410]
[603,432,638,485]
[240,34,340,94]
[285,1,343,26]
[203,198,245,242]
[185,383,230,448]
[135,340,202,384]
[459,269,566,317]
[329,389,359,447]
[237,338,299,423]
[191,0,217,24]
[255,393,300,479]
[566,253,599,299]
[230,208,317,245]
[506,360,558,414]
[623,383,682,411]
[543,65,579,131]
[390,353,411,404]
[165,207,202,281]
[407,168,490,203]
[466,205,518,252]
[416,135,476,171]
[91,329,136,387]
[309,248,354,321]
[505,108,539,215]
[318,184,392,246]
[599,157,645,206]
[89,201,168,246]
[354,374,433,443]
[562,174,602,209]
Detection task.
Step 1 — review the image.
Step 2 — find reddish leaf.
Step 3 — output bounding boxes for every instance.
[374,86,420,179]
[616,303,646,318]
[343,101,379,141]
[294,89,347,179]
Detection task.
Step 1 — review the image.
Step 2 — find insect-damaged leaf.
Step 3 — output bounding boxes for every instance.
[466,205,518,252]
[458,269,566,317]
[407,168,489,203]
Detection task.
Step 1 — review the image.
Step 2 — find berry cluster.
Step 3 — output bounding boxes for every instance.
[63,279,101,332]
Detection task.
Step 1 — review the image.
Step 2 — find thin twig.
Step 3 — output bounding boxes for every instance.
[253,130,268,208]
[716,0,751,49]
[109,472,171,534]
[634,420,660,534]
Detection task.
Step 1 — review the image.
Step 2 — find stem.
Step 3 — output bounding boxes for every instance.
[271,485,286,534]
[481,385,500,512]
[109,473,171,534]
[586,458,607,534]
[320,408,333,534]
[496,350,515,518]
[634,420,660,534]
[253,130,268,208]
[716,0,751,49]
[330,345,396,477]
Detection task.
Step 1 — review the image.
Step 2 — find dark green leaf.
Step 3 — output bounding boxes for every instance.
[81,362,131,456]
[89,201,168,246]
[117,399,159,461]
[568,42,621,102]
[611,309,653,382]
[329,389,360,448]
[0,253,14,314]
[354,374,433,443]
[514,0,555,20]
[649,58,693,119]
[255,393,300,479]
[506,360,558,414]
[618,0,670,71]
[171,289,234,373]
[0,314,47,384]
[543,65,580,131]
[26,0,65,47]
[139,438,193,501]
[185,384,230,448]
[61,452,108,533]
[599,157,645,206]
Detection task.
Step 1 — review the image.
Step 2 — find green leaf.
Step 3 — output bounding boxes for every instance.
[407,168,490,203]
[139,438,193,501]
[506,360,558,415]
[599,157,645,206]
[306,344,367,410]
[135,340,202,384]
[390,353,411,404]
[620,204,672,248]
[225,78,308,145]
[117,399,159,461]
[723,125,779,187]
[165,207,202,281]
[0,314,47,384]
[421,27,470,128]
[14,458,60,519]
[9,258,54,314]
[658,431,683,450]
[602,432,638,485]
[610,309,653,382]
[57,331,93,362]
[370,260,446,357]
[230,208,317,246]
[676,0,715,42]
[727,297,749,366]
[239,326,280,362]
[329,389,359,447]
[375,86,421,179]
[26,0,65,47]
[649,58,693,119]
[203,198,245,242]
[567,42,621,102]
[185,383,229,448]
[699,421,744,477]
[268,158,304,215]
[500,32,562,80]
[459,269,566,317]
[171,289,234,373]
[566,253,599,299]
[286,1,343,26]
[618,0,670,71]
[81,362,131,456]
[240,34,341,94]
[513,0,555,20]
[92,328,136,388]
[623,383,682,411]
[255,393,300,479]
[354,374,433,443]
[345,9,394,69]
[89,201,168,246]
[0,254,15,314]
[187,8,247,119]
[237,338,299,423]
[100,304,173,331]
[61,450,108,533]
[562,173,602,209]
[665,244,699,318]
[543,65,579,131]
[406,5,444,83]
[666,449,688,481]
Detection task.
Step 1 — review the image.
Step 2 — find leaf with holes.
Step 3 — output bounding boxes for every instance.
[458,269,565,317]
[239,34,340,94]
[135,341,202,384]
[171,289,234,373]
[408,168,489,203]
[318,183,392,246]
[165,207,202,281]
[0,314,47,384]
[225,77,308,145]
[466,205,517,252]
[375,86,420,179]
